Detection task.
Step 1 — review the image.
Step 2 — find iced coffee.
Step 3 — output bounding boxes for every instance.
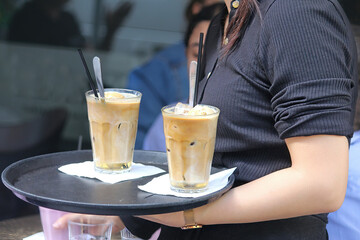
[86,89,141,173]
[162,103,220,193]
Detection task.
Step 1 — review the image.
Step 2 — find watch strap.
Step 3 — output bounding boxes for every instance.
[181,209,203,230]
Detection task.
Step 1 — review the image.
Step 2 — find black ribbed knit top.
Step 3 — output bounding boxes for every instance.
[198,0,358,183]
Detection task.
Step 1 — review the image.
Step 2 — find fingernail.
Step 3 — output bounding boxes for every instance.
[53,222,60,228]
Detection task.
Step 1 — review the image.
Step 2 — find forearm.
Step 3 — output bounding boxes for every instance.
[139,135,348,228]
[195,135,348,225]
[196,168,329,224]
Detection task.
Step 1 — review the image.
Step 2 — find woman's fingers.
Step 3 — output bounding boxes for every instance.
[52,213,124,234]
[52,213,78,229]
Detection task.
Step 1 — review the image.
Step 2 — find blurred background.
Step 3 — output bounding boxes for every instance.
[0,0,189,152]
[0,0,358,154]
[0,0,193,221]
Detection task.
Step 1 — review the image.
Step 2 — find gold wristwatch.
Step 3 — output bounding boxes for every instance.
[181,209,203,230]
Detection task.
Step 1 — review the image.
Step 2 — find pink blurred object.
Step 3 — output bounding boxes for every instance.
[39,207,68,240]
[149,228,161,240]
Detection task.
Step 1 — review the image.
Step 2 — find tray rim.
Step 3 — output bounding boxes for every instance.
[1,150,235,215]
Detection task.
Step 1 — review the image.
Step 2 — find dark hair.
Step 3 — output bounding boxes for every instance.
[223,0,259,56]
[185,0,206,21]
[184,3,225,47]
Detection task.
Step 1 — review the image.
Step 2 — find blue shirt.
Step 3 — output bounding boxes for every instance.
[143,113,166,152]
[327,130,360,239]
[126,42,189,149]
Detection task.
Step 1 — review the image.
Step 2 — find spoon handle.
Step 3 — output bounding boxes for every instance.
[93,56,105,98]
[189,61,197,107]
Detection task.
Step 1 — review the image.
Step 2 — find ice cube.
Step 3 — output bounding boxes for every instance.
[188,105,214,115]
[174,102,192,115]
[104,91,124,99]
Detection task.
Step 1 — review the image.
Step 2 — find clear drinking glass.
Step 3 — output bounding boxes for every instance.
[162,103,220,193]
[85,88,141,174]
[120,227,143,240]
[68,218,112,240]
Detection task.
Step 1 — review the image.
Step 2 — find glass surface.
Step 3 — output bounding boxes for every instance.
[120,228,143,240]
[86,88,141,173]
[162,104,220,193]
[68,219,112,240]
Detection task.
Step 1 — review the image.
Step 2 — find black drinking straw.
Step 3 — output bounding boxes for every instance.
[193,32,204,107]
[77,48,99,98]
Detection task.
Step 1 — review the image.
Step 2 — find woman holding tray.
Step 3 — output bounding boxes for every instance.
[54,0,358,239]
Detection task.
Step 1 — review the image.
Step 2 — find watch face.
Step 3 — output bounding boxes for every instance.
[181,224,203,230]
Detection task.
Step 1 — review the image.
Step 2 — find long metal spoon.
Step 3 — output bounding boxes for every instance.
[93,56,105,99]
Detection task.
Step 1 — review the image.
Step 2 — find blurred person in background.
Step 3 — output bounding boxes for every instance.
[6,0,132,50]
[0,0,16,38]
[126,0,223,149]
[142,3,225,152]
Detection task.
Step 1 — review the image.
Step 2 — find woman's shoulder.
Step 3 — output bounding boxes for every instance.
[259,0,352,39]
[262,0,346,21]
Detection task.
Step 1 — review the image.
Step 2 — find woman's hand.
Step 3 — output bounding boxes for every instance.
[53,213,125,233]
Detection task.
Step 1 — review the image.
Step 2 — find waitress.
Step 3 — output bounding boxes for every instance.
[55,0,358,239]
[136,0,358,239]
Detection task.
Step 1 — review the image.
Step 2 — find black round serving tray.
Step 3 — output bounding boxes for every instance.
[2,150,234,215]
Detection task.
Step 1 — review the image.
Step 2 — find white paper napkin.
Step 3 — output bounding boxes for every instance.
[138,167,237,198]
[58,161,165,184]
[23,232,44,240]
